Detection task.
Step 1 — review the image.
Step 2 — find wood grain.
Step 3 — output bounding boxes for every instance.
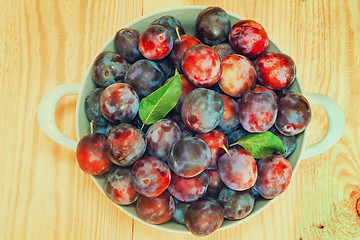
[0,0,359,239]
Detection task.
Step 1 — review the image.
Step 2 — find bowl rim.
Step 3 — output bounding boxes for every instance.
[76,5,307,234]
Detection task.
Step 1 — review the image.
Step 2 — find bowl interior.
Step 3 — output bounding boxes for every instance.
[76,6,307,234]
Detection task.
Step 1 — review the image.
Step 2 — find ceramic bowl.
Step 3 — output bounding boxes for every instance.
[38,6,345,234]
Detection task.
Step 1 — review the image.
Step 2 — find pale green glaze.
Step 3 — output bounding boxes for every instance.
[38,6,345,234]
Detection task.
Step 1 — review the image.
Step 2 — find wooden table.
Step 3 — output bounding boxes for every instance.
[1,0,359,239]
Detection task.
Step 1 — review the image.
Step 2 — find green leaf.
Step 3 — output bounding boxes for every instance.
[230,131,285,159]
[139,70,181,129]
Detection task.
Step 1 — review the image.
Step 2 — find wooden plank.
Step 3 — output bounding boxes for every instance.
[0,0,359,239]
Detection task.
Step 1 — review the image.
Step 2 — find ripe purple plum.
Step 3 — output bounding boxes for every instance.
[196,7,231,45]
[139,25,173,60]
[168,171,209,202]
[131,156,171,197]
[275,92,311,136]
[255,52,296,90]
[254,155,292,199]
[239,91,278,133]
[104,167,139,205]
[185,199,224,236]
[145,119,181,160]
[106,123,147,166]
[76,133,113,175]
[218,147,257,191]
[217,188,255,220]
[218,54,256,97]
[136,191,175,224]
[196,130,228,170]
[115,28,143,63]
[91,51,130,87]
[167,137,211,177]
[100,83,139,124]
[181,88,224,133]
[182,44,222,87]
[124,59,165,98]
[229,20,269,59]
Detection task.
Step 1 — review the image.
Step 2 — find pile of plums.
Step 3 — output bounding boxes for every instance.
[76,6,311,236]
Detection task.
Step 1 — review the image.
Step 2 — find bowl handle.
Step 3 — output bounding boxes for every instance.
[38,84,81,152]
[301,93,345,159]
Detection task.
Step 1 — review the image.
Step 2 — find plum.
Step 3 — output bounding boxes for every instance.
[167,137,210,177]
[254,155,292,199]
[124,59,165,98]
[139,25,173,60]
[106,123,146,166]
[115,28,143,63]
[218,147,257,191]
[76,132,113,175]
[136,191,175,224]
[275,92,311,136]
[100,83,139,124]
[145,119,181,160]
[91,51,130,87]
[217,188,255,220]
[168,171,209,202]
[181,88,224,133]
[185,199,224,236]
[239,91,278,133]
[182,44,222,87]
[196,7,230,45]
[104,167,139,205]
[131,156,171,197]
[255,52,296,90]
[229,20,269,59]
[218,54,256,97]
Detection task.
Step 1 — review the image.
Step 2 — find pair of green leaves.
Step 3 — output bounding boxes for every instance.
[138,69,285,159]
[138,70,181,130]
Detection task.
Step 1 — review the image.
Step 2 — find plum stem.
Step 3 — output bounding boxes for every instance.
[220,144,231,157]
[229,143,237,147]
[140,122,145,131]
[90,120,94,134]
[175,26,181,41]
